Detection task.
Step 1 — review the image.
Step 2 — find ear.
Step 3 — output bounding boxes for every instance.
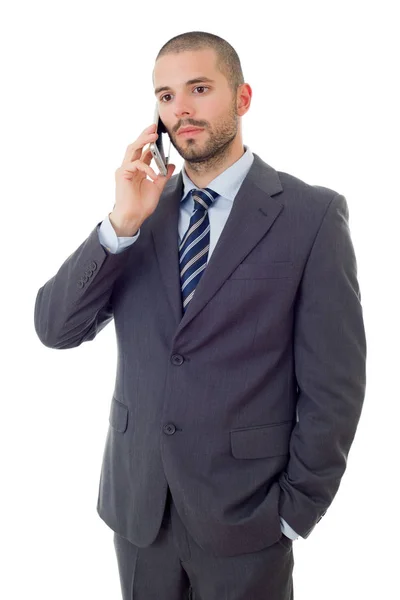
[237,83,252,116]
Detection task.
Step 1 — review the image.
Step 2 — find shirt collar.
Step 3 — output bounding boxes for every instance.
[181,145,254,203]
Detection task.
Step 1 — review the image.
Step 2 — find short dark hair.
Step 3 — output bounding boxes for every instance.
[155,31,245,95]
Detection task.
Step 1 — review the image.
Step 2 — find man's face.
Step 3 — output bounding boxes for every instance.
[153,49,239,163]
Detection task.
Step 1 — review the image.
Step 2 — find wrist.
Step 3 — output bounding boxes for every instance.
[109,211,140,237]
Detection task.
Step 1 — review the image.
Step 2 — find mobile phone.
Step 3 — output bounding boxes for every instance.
[149,104,170,177]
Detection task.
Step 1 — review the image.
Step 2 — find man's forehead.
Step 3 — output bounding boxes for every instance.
[156,47,217,67]
[153,49,218,81]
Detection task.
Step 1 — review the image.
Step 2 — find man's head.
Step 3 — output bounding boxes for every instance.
[152,32,252,171]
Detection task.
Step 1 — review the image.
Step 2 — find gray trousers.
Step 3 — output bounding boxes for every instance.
[113,488,294,599]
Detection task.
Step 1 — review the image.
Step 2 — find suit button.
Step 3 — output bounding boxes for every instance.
[77,280,84,288]
[171,354,184,365]
[89,261,97,271]
[163,423,176,435]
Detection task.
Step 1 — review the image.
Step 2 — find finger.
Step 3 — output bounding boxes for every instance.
[166,163,176,180]
[167,163,176,177]
[144,123,157,133]
[123,136,158,164]
[123,160,158,182]
[141,147,153,165]
[122,127,158,163]
[153,163,176,190]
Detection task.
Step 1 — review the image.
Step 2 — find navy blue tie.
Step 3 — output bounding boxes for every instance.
[179,187,219,312]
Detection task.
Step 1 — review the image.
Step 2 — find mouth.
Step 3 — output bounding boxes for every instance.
[178,128,204,137]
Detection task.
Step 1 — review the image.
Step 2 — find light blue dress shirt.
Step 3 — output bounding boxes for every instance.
[98,145,300,541]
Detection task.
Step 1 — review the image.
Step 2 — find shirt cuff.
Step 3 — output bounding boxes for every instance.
[98,214,140,254]
[280,516,300,540]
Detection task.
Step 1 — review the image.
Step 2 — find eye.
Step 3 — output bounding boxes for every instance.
[160,86,210,103]
[160,93,172,103]
[193,86,209,94]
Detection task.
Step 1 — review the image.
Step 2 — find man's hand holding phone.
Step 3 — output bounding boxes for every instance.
[110,123,175,237]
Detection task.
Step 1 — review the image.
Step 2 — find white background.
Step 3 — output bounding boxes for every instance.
[1,1,399,598]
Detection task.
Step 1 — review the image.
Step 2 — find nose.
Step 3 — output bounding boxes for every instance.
[173,97,194,120]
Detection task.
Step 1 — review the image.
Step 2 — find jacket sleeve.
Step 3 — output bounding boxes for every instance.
[34,223,135,349]
[278,193,367,538]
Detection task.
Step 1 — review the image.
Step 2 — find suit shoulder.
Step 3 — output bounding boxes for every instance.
[277,170,341,208]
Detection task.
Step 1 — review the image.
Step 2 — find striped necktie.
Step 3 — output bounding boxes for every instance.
[179,187,219,312]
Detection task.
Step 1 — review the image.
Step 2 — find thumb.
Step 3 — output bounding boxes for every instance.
[166,163,176,179]
[156,163,176,188]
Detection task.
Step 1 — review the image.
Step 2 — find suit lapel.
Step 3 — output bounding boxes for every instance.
[151,173,184,326]
[151,153,284,334]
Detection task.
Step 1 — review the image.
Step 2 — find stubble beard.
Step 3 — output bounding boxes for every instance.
[168,103,239,174]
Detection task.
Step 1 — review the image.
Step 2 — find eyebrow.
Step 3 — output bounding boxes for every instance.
[154,77,216,96]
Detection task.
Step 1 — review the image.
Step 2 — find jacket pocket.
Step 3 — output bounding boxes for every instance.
[108,397,129,433]
[228,261,293,280]
[230,420,294,459]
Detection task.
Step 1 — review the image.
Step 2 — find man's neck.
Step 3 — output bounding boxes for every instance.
[184,142,245,189]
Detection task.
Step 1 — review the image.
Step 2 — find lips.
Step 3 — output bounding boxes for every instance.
[178,127,203,135]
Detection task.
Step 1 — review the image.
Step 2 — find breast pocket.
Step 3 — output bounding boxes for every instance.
[228,261,293,280]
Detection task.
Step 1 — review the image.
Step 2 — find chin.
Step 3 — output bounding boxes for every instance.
[175,141,203,158]
[180,148,206,161]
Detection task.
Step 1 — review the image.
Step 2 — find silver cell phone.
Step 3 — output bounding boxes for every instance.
[149,104,170,177]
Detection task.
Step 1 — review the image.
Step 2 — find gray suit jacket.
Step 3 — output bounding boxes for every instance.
[34,153,366,557]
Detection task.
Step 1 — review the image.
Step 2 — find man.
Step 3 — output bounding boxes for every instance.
[34,31,367,600]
